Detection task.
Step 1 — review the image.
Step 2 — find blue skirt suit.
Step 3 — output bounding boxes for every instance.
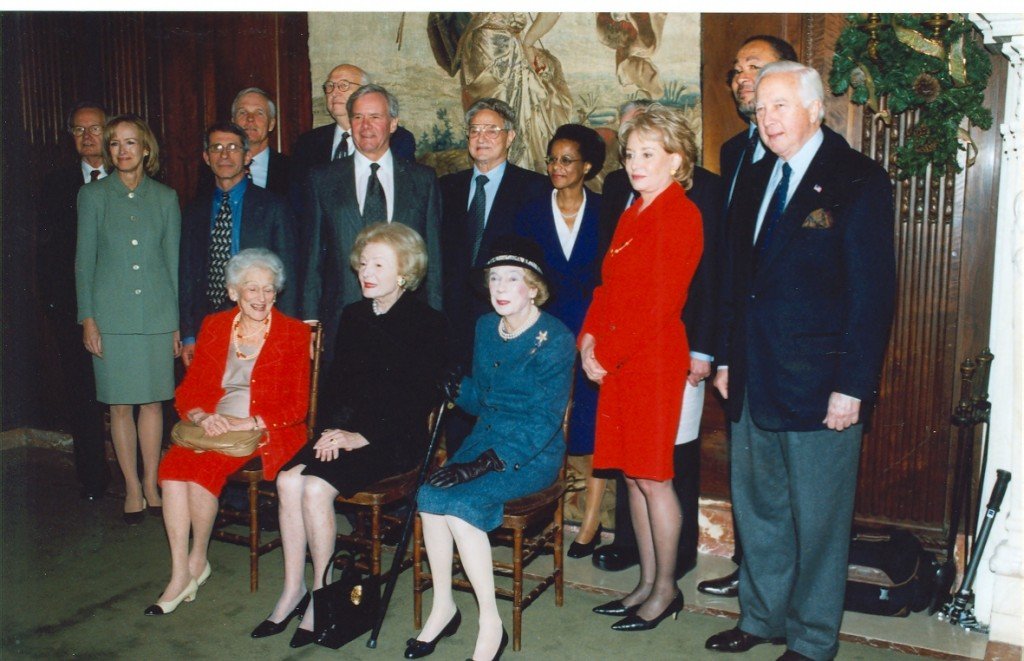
[417,311,575,531]
[514,188,603,455]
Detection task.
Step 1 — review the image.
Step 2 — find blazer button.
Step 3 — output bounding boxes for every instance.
[513,463,521,470]
[132,264,140,270]
[610,324,616,331]
[131,239,138,246]
[128,193,135,199]
[134,289,142,295]
[493,361,500,368]
[749,294,756,301]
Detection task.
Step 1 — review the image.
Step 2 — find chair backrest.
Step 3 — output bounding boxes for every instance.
[307,322,325,441]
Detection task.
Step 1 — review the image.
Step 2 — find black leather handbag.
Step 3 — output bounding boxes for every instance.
[313,549,380,649]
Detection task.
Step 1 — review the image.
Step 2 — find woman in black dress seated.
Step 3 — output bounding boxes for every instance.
[251,223,448,647]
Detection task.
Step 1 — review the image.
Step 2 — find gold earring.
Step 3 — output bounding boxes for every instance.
[397,276,406,288]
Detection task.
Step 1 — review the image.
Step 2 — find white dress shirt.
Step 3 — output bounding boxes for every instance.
[248,148,269,188]
[353,149,395,221]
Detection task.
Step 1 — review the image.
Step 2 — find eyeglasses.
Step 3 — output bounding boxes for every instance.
[544,155,581,167]
[71,125,103,137]
[207,143,244,154]
[322,79,360,95]
[467,125,508,140]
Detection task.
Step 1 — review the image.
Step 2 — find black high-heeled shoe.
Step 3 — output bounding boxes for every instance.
[465,627,508,661]
[404,609,461,658]
[251,592,311,638]
[610,591,684,631]
[567,524,603,559]
[289,626,317,649]
[592,598,640,617]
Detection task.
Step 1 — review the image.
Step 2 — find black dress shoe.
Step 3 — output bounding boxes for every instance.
[592,599,640,617]
[123,509,146,526]
[567,525,603,559]
[776,651,815,661]
[465,627,508,661]
[698,568,740,597]
[289,627,317,648]
[705,627,786,652]
[251,592,311,638]
[611,591,683,631]
[404,609,461,658]
[592,544,640,571]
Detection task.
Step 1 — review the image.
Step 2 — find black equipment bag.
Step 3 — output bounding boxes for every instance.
[844,528,937,617]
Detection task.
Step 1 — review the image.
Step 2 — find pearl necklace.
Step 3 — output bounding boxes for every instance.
[498,305,540,341]
[233,312,270,360]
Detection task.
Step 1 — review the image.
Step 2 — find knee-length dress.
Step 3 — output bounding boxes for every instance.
[75,174,180,404]
[158,308,310,497]
[417,311,576,531]
[287,295,448,498]
[579,182,702,481]
[515,188,604,455]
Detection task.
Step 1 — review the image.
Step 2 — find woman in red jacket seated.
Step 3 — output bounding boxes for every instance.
[145,248,310,616]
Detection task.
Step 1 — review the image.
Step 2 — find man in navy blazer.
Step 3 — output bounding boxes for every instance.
[706,62,895,661]
[36,101,111,500]
[179,122,298,365]
[301,84,442,367]
[440,97,548,365]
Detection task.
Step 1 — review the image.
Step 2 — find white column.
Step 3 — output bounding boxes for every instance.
[969,13,1024,646]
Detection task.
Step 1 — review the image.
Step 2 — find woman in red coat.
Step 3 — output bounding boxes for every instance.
[145,248,310,616]
[580,105,703,631]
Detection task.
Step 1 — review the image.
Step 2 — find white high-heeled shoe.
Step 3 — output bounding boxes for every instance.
[144,578,198,616]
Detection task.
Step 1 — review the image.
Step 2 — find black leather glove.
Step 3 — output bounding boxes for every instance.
[427,448,505,488]
[438,365,464,403]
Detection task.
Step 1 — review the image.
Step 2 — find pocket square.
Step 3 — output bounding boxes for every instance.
[802,208,834,229]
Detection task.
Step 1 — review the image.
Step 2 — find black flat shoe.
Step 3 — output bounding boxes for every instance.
[592,599,640,617]
[592,544,640,571]
[251,592,311,638]
[123,509,146,526]
[567,525,603,559]
[404,609,461,658]
[289,627,317,648]
[611,591,684,631]
[465,627,508,661]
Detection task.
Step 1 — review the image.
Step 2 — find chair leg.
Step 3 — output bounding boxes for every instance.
[248,478,260,592]
[413,516,423,628]
[370,504,382,576]
[555,501,564,606]
[512,527,523,652]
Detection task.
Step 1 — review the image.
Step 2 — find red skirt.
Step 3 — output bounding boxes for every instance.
[158,445,258,497]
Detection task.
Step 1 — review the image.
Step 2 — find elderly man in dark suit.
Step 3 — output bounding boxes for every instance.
[706,61,895,661]
[302,84,442,366]
[179,122,298,366]
[439,97,547,453]
[194,88,291,199]
[590,99,723,578]
[36,101,111,500]
[699,34,798,599]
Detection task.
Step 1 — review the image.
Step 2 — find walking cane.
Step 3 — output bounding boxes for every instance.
[367,397,450,648]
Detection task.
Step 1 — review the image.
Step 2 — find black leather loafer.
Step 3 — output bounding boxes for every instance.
[705,627,786,652]
[697,568,740,597]
[591,545,640,572]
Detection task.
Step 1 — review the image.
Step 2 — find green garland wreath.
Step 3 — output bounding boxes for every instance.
[830,14,992,180]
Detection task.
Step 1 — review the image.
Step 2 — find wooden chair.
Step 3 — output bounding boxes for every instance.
[332,407,441,577]
[211,321,324,592]
[412,394,574,652]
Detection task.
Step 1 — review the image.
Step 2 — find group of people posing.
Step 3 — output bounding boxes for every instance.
[47,33,894,661]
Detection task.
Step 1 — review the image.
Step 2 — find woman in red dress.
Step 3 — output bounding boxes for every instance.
[579,105,703,631]
[146,249,310,616]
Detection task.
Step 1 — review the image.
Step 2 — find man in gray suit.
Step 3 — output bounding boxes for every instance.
[302,84,442,364]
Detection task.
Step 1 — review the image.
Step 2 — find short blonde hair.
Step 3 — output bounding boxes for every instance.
[618,104,696,190]
[349,222,428,291]
[102,114,161,177]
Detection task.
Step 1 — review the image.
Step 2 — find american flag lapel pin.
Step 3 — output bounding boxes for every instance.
[813,184,822,193]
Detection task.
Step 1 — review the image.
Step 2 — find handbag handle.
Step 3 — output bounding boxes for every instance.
[321,547,357,587]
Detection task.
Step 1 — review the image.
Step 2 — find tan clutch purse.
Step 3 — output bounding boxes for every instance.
[171,420,263,457]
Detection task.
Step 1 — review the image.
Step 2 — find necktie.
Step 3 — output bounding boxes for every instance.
[468,174,489,263]
[207,192,232,308]
[756,162,792,256]
[333,132,350,161]
[362,162,388,221]
[89,169,100,182]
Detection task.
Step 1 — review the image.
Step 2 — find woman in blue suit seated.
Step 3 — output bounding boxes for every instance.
[515,123,607,559]
[409,235,576,661]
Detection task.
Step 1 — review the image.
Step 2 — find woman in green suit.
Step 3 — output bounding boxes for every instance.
[76,114,181,525]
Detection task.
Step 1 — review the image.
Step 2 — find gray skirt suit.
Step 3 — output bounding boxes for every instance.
[75,175,180,404]
[417,311,576,531]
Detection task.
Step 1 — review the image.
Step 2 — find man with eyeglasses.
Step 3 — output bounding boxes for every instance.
[290,63,416,190]
[301,84,441,368]
[178,122,298,366]
[37,101,111,501]
[438,97,547,453]
[194,87,291,199]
